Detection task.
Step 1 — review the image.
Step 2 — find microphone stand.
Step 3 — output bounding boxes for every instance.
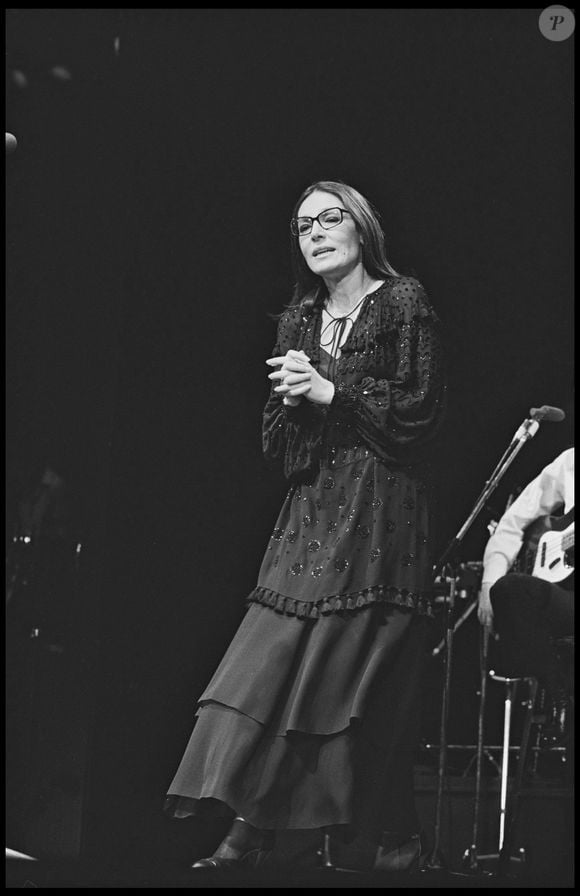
[421,412,542,874]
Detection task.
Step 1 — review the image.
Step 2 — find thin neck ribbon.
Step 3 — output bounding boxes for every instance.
[320,293,368,379]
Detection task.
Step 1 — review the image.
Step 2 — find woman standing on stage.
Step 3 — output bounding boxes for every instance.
[164,179,447,872]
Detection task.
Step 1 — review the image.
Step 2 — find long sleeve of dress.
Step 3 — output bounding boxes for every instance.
[262,307,328,480]
[328,279,446,463]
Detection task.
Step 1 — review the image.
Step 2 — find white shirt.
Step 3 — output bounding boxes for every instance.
[482,447,574,586]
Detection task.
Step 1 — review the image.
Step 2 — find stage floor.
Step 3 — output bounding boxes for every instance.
[5,857,574,889]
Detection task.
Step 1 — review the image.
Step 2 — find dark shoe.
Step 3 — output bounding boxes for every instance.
[373,832,422,872]
[191,817,271,871]
[318,826,375,873]
[192,849,261,871]
[319,829,422,874]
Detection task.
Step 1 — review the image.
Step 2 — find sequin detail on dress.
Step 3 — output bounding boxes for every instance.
[256,278,446,618]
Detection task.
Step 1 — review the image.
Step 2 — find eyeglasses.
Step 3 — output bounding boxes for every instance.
[290,207,352,237]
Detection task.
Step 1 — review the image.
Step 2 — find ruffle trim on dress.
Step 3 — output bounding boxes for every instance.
[246,584,434,619]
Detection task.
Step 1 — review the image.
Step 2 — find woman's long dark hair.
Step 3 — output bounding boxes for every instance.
[288,180,401,311]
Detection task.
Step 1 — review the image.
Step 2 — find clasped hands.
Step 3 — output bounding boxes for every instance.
[266,349,335,407]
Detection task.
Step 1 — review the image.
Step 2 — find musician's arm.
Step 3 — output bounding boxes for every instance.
[487,458,567,576]
[477,455,568,627]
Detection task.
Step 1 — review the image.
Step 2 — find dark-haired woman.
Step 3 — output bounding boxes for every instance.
[164,180,447,873]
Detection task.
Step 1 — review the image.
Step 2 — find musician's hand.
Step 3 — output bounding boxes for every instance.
[266,350,335,406]
[477,583,494,629]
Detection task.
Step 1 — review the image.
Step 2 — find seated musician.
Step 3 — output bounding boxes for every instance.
[477,447,574,737]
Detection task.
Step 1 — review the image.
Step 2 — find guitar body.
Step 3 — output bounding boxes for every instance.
[517,507,574,584]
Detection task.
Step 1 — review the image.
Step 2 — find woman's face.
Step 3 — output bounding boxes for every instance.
[296,190,363,280]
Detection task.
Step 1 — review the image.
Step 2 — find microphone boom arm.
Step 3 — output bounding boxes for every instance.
[436,414,541,573]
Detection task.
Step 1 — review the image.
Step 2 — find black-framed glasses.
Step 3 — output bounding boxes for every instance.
[290,207,352,237]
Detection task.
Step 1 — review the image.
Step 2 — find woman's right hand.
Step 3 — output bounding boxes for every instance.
[266,349,311,407]
[477,583,494,629]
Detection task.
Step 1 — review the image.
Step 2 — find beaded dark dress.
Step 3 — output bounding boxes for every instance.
[164,276,446,838]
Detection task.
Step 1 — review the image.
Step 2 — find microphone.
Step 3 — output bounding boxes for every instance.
[511,404,565,444]
[529,405,566,423]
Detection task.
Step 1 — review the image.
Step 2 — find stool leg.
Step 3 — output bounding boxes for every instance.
[498,677,538,876]
[498,681,517,852]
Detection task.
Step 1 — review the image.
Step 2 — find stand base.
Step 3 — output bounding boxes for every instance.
[420,846,447,871]
[462,848,526,879]
[461,845,494,876]
[420,847,476,878]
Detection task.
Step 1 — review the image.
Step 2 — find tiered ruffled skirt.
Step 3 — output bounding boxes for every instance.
[164,450,433,836]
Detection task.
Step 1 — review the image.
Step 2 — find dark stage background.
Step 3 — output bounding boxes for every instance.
[6,8,574,874]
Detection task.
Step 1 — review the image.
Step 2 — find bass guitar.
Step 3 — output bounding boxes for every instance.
[517,507,574,584]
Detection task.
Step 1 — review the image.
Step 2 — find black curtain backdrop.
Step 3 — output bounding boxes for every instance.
[6,8,573,869]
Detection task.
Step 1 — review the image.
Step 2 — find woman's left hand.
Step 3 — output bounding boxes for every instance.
[266,350,335,406]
